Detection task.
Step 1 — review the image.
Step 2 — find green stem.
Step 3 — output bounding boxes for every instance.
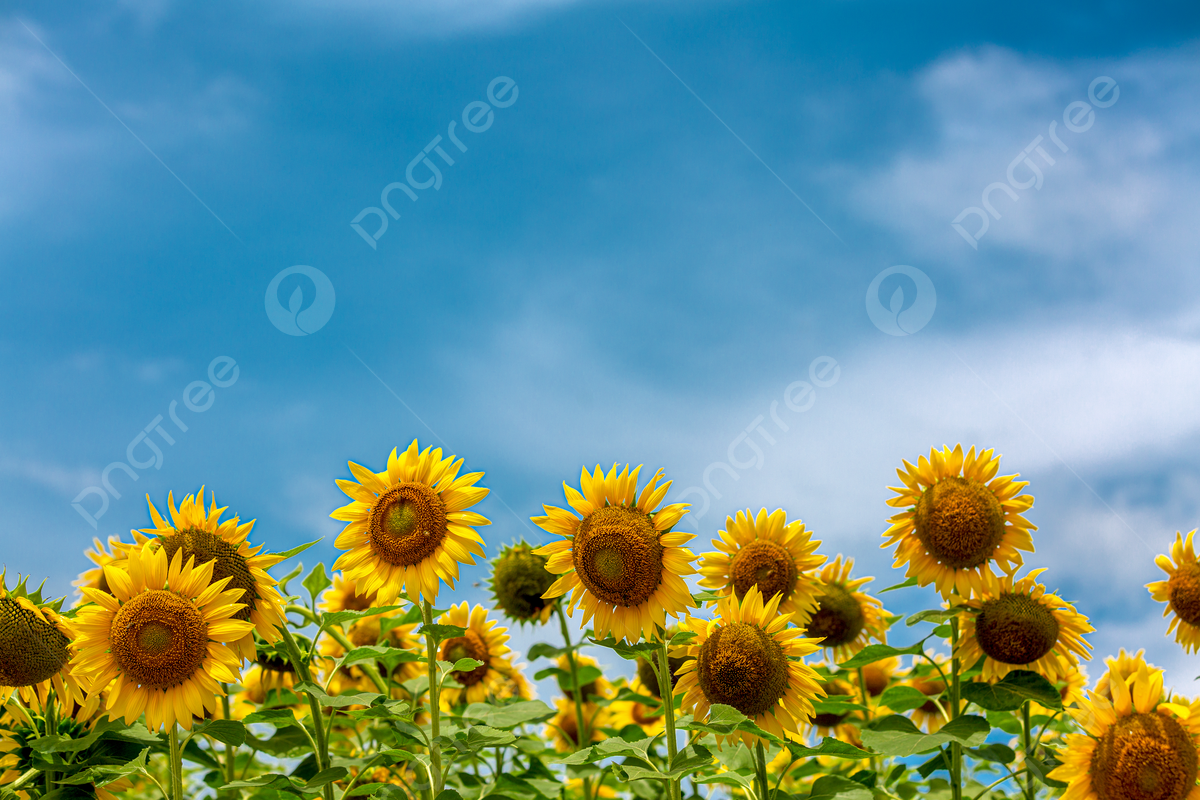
[341,754,384,798]
[754,739,771,800]
[857,666,877,773]
[971,773,1016,800]
[1022,702,1036,800]
[221,691,237,794]
[8,769,39,792]
[287,603,391,695]
[555,603,593,800]
[169,725,185,800]
[280,623,336,800]
[655,637,681,800]
[950,615,963,800]
[422,600,444,796]
[43,695,57,795]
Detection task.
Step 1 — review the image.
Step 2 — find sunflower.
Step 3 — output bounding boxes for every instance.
[486,658,534,702]
[905,656,949,733]
[331,440,491,605]
[132,489,287,662]
[320,573,376,614]
[608,675,665,735]
[73,535,133,597]
[1031,655,1089,717]
[807,675,863,745]
[1095,650,1162,703]
[0,689,130,800]
[855,656,899,699]
[1050,655,1200,800]
[437,603,510,709]
[555,654,613,701]
[547,697,611,752]
[955,569,1092,683]
[884,445,1036,598]
[677,584,825,745]
[804,557,888,663]
[319,610,423,697]
[233,656,302,718]
[1147,531,1200,653]
[71,545,255,731]
[698,508,826,625]
[490,542,557,625]
[533,464,696,643]
[0,573,87,715]
[636,650,686,699]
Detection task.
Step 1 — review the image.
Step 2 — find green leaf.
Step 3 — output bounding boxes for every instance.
[418,623,467,644]
[526,642,568,660]
[589,636,660,660]
[450,657,484,673]
[244,708,301,727]
[306,767,349,788]
[915,748,950,778]
[811,698,868,715]
[969,743,1017,765]
[276,539,323,560]
[1026,755,1069,788]
[436,792,465,800]
[838,643,926,669]
[879,686,935,714]
[786,737,873,760]
[905,609,957,626]
[198,719,247,746]
[466,726,517,749]
[293,681,384,708]
[321,605,405,628]
[302,563,332,604]
[338,644,422,674]
[961,670,1063,712]
[860,714,990,757]
[879,577,919,593]
[806,774,873,800]
[462,700,556,729]
[225,773,316,796]
[666,744,713,778]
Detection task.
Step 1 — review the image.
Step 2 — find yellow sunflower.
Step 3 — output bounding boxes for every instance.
[884,445,1036,598]
[608,675,665,735]
[547,697,611,752]
[73,535,133,597]
[905,656,949,732]
[319,573,376,614]
[331,440,491,605]
[319,609,423,697]
[804,556,888,663]
[1031,654,1089,717]
[0,689,130,800]
[955,569,1092,683]
[132,489,287,662]
[855,656,899,699]
[533,464,696,643]
[0,573,87,715]
[437,603,510,709]
[1050,655,1200,800]
[71,545,255,731]
[807,675,863,745]
[677,584,825,745]
[486,658,534,702]
[490,542,557,625]
[1148,530,1200,653]
[1095,650,1162,703]
[698,508,826,625]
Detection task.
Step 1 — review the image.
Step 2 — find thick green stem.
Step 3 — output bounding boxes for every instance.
[280,624,336,800]
[857,666,877,773]
[754,740,771,800]
[169,725,185,800]
[286,603,390,695]
[554,604,593,800]
[422,600,444,796]
[1022,701,1036,800]
[221,691,238,796]
[656,637,681,800]
[43,696,57,794]
[950,615,963,800]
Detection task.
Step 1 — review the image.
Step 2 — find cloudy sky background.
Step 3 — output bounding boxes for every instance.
[3,0,1200,697]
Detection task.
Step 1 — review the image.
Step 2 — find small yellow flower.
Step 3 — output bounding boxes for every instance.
[804,556,888,663]
[437,603,510,709]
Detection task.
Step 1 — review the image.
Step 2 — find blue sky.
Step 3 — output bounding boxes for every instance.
[3,0,1200,695]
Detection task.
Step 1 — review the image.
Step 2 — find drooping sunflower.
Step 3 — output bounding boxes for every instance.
[71,545,255,731]
[555,653,613,701]
[546,697,611,752]
[698,508,826,625]
[331,440,491,605]
[533,464,696,643]
[0,689,130,800]
[437,603,510,708]
[883,445,1036,598]
[132,489,287,662]
[1050,656,1200,800]
[904,656,949,733]
[608,675,665,735]
[677,584,825,745]
[0,573,87,714]
[490,542,557,625]
[73,535,133,597]
[804,556,888,663]
[1147,530,1200,653]
[320,573,376,614]
[955,569,1092,683]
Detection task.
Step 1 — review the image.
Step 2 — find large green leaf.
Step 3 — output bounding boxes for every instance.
[786,737,873,760]
[293,681,384,708]
[961,671,1063,711]
[806,775,874,800]
[321,606,405,628]
[860,714,990,757]
[463,700,556,729]
[302,562,331,603]
[879,686,936,714]
[837,643,926,669]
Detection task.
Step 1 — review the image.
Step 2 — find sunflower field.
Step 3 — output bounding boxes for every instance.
[2,440,1197,800]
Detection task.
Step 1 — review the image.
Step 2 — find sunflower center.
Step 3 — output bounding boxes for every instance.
[110,589,208,690]
[637,655,685,698]
[559,713,582,746]
[440,630,490,687]
[862,663,890,697]
[159,527,258,622]
[805,584,866,648]
[632,702,662,725]
[369,482,449,568]
[1091,712,1198,800]
[975,593,1060,665]
[730,540,798,604]
[913,477,1006,569]
[1167,563,1200,627]
[572,506,663,607]
[492,549,555,621]
[0,599,71,687]
[697,621,788,717]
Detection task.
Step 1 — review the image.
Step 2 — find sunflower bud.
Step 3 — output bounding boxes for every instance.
[490,542,556,624]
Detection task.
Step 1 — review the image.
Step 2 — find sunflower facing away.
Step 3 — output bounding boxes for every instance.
[698,508,827,625]
[438,603,511,708]
[72,545,255,731]
[533,464,696,642]
[856,656,900,699]
[1050,655,1200,800]
[804,556,889,663]
[1147,530,1200,653]
[485,658,534,702]
[955,569,1092,683]
[884,445,1036,598]
[1096,650,1162,704]
[332,440,491,605]
[0,573,86,714]
[490,542,557,625]
[131,489,287,662]
[677,584,825,745]
[807,674,863,746]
